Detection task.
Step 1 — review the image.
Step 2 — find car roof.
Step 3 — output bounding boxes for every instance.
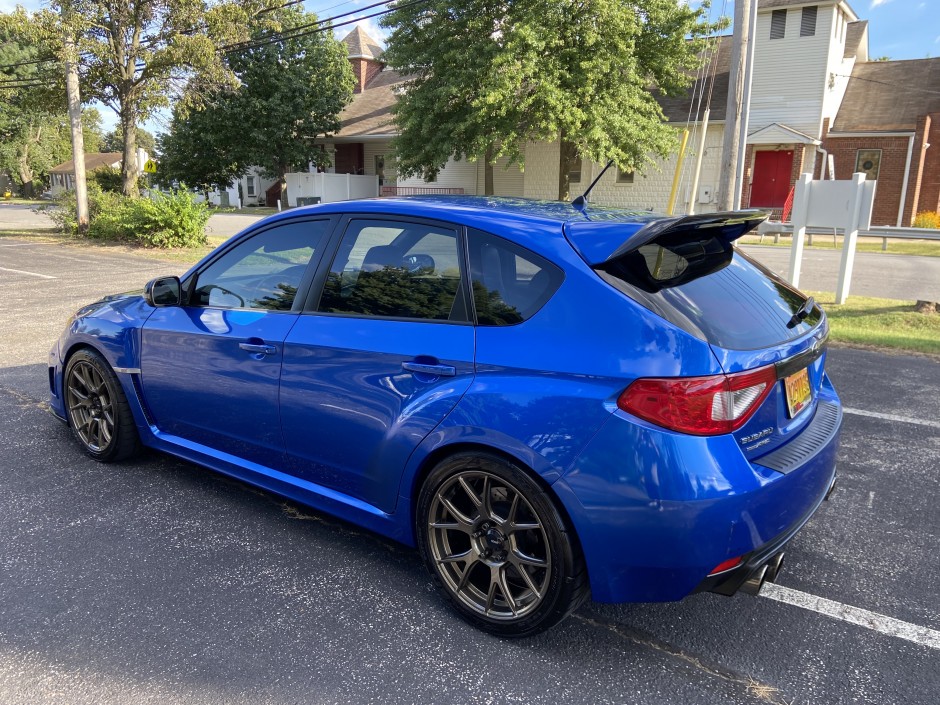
[269,195,663,231]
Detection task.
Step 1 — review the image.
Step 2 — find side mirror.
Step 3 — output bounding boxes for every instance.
[144,276,182,307]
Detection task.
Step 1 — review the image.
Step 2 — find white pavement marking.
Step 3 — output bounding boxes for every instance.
[760,583,940,650]
[843,407,938,429]
[0,266,56,279]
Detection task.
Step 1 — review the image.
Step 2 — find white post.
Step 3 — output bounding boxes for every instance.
[788,173,813,288]
[835,173,866,304]
[346,173,352,201]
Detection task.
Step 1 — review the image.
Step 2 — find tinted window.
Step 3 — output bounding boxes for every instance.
[191,220,325,310]
[467,229,563,326]
[598,249,822,350]
[318,219,465,321]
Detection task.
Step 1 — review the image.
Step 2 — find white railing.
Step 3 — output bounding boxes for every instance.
[757,221,940,249]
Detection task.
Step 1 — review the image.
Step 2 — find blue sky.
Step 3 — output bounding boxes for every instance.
[2,0,937,133]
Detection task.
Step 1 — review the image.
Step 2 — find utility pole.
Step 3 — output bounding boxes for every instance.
[62,10,88,232]
[717,0,753,211]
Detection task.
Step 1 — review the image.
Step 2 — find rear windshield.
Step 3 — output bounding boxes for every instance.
[597,248,822,350]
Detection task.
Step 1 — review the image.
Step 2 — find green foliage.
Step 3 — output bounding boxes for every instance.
[380,0,714,194]
[912,211,940,229]
[156,97,248,192]
[47,186,209,247]
[90,166,124,193]
[225,8,355,186]
[102,128,156,154]
[0,31,103,195]
[1,0,279,196]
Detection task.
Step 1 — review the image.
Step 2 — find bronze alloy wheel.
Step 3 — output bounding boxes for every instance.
[63,349,140,462]
[66,359,115,453]
[419,453,589,636]
[428,470,552,620]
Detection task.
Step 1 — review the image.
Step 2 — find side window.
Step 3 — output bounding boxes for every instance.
[191,220,327,311]
[317,219,466,321]
[467,228,564,326]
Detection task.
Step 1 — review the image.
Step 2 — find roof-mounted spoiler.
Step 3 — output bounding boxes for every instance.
[566,210,771,293]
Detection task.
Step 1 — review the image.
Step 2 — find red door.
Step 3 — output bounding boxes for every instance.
[749,150,793,207]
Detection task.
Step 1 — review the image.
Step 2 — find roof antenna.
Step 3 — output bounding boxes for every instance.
[572,159,615,210]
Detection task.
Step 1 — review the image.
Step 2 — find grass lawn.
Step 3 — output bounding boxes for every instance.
[738,234,940,258]
[213,206,280,216]
[1,197,47,206]
[0,227,227,265]
[807,291,940,356]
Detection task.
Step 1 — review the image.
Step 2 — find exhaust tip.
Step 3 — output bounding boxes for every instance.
[765,552,785,583]
[740,565,768,596]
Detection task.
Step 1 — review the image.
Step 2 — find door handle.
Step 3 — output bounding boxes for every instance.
[239,342,277,355]
[402,361,456,377]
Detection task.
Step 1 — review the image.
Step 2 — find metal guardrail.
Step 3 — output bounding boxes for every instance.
[756,221,940,250]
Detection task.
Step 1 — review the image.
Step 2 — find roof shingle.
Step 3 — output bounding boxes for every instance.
[49,152,123,174]
[832,58,940,133]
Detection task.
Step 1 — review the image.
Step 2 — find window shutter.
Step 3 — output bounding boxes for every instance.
[801,7,818,37]
[770,10,787,40]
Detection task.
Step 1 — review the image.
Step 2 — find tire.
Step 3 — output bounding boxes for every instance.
[63,349,141,462]
[417,452,589,637]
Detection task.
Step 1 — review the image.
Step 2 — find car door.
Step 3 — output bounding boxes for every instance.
[139,217,333,468]
[279,216,475,513]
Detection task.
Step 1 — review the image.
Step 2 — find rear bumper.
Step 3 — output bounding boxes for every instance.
[553,391,842,604]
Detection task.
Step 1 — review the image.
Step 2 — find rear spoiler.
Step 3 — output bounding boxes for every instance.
[564,210,769,267]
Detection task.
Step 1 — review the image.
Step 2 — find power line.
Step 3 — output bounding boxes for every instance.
[222,0,403,54]
[0,56,58,71]
[832,72,940,96]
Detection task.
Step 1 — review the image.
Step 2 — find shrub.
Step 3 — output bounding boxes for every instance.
[46,186,209,248]
[912,211,940,229]
[90,166,124,193]
[122,190,210,248]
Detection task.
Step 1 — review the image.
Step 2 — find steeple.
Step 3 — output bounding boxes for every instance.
[342,26,384,93]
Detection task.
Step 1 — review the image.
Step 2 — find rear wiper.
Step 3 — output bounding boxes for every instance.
[787,297,816,328]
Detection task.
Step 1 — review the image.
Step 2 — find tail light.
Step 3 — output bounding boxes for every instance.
[617,365,777,436]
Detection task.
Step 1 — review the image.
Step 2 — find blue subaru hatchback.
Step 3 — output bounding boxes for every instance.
[49,196,840,636]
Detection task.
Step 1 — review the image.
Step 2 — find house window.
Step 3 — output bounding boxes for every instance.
[617,168,634,184]
[855,149,882,181]
[770,9,787,40]
[569,156,582,184]
[374,155,386,186]
[800,7,817,37]
[246,176,256,196]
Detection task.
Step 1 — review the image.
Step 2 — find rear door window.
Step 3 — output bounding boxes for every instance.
[467,228,563,326]
[317,219,467,321]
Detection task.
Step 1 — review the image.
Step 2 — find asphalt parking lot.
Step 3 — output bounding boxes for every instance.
[1,236,938,705]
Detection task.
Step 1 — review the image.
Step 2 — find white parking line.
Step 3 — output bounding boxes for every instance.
[0,266,56,279]
[843,407,938,428]
[760,583,940,650]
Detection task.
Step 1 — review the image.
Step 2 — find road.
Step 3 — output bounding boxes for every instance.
[0,236,939,705]
[3,202,938,300]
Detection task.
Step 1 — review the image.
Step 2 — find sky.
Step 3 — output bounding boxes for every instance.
[1,0,936,134]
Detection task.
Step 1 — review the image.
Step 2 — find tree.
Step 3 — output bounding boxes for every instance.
[102,127,156,155]
[0,31,103,194]
[2,0,270,198]
[381,0,711,199]
[224,8,355,206]
[156,98,248,195]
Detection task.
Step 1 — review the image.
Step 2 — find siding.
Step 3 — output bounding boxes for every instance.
[822,6,856,127]
[362,141,396,185]
[396,156,478,192]
[475,155,525,196]
[749,6,833,138]
[521,126,726,213]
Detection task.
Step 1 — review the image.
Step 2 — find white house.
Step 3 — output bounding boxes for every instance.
[49,149,149,196]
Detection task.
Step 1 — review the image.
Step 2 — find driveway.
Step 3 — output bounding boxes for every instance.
[0,239,938,705]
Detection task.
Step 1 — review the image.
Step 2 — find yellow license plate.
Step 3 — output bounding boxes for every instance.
[784,367,812,418]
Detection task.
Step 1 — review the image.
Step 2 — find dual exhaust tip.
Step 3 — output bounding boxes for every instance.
[740,551,785,596]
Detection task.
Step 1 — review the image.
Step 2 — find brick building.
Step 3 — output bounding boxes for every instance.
[821,59,940,225]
